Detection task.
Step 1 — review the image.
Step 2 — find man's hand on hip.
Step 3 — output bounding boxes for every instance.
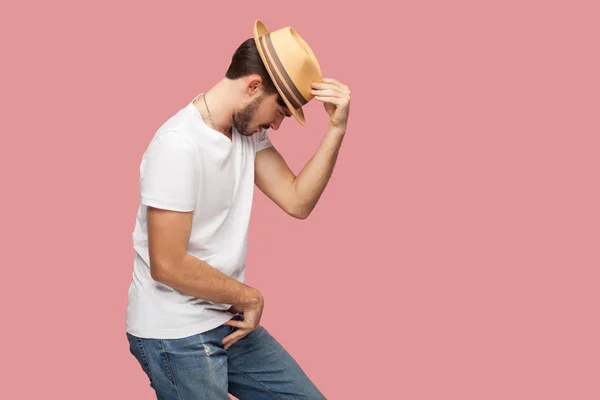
[222,288,265,350]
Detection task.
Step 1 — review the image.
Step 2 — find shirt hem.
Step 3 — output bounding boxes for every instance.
[141,196,195,212]
[126,313,235,340]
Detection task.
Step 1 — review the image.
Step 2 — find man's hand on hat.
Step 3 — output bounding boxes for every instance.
[311,78,351,132]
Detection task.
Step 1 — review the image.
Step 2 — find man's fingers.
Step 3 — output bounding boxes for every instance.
[312,81,346,91]
[314,96,344,105]
[312,82,350,100]
[223,329,249,350]
[322,78,349,91]
[223,319,246,329]
[311,88,345,98]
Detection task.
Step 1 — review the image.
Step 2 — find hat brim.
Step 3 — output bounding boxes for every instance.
[254,20,306,126]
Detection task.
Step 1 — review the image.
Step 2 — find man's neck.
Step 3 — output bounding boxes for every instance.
[194,79,238,137]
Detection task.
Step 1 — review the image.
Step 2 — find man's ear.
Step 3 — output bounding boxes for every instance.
[246,75,263,95]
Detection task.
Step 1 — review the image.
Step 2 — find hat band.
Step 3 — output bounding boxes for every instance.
[260,34,307,110]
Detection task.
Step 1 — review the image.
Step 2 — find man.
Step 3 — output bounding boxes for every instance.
[125,20,350,399]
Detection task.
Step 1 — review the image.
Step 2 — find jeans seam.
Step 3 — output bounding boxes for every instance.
[228,360,280,399]
[159,340,182,399]
[135,338,153,384]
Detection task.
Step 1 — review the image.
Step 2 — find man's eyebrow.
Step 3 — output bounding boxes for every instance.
[277,96,292,117]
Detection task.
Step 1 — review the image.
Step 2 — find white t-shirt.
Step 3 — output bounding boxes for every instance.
[126,93,273,339]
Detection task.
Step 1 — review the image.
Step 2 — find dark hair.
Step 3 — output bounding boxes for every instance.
[226,38,284,106]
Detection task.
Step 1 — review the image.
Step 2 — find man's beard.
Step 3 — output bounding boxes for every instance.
[232,95,264,136]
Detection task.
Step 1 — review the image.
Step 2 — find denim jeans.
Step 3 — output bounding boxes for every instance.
[126,317,326,399]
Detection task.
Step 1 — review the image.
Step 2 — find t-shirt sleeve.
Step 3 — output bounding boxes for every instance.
[255,129,274,153]
[139,131,200,212]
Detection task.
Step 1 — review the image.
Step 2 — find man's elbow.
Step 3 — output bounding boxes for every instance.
[150,258,177,284]
[287,203,313,220]
[150,262,167,283]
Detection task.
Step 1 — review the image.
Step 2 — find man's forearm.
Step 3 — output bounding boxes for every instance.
[292,125,346,216]
[153,253,260,307]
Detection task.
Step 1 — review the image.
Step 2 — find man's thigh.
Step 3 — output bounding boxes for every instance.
[126,326,231,400]
[226,325,326,399]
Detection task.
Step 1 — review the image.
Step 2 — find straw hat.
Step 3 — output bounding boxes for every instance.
[253,20,322,125]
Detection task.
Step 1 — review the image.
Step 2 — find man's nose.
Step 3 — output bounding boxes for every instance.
[270,117,284,131]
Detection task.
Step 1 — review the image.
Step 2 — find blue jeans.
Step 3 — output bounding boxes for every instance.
[126,318,326,399]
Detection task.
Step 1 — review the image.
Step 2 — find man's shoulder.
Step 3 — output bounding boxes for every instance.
[148,129,199,153]
[150,101,200,141]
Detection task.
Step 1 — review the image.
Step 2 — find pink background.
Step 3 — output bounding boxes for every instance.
[2,0,599,399]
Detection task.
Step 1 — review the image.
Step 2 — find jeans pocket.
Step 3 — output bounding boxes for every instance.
[158,340,177,387]
[126,333,153,386]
